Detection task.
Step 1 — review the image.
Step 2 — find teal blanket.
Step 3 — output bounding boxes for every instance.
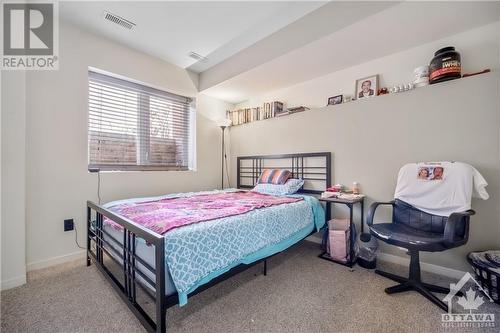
[162,190,325,306]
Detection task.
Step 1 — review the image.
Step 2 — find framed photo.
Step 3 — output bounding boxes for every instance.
[327,95,343,105]
[355,75,379,99]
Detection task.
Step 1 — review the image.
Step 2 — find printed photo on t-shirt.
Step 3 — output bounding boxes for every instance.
[417,166,444,181]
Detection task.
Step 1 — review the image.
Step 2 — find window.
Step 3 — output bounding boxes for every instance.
[88,70,194,171]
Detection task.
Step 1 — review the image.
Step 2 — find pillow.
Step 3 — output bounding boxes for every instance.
[257,169,291,185]
[253,179,304,196]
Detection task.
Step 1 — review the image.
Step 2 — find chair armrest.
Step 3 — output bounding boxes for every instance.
[443,210,475,245]
[367,201,395,226]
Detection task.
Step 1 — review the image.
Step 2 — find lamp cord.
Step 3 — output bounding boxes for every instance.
[97,171,101,205]
[74,223,86,250]
[74,169,100,250]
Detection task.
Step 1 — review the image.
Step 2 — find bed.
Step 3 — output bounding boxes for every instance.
[87,152,331,333]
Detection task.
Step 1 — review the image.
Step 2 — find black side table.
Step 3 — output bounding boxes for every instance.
[318,196,365,267]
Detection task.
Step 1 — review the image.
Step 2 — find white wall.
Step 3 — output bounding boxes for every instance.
[238,22,500,109]
[229,22,500,273]
[1,71,27,289]
[230,73,500,273]
[16,22,229,273]
[2,14,498,288]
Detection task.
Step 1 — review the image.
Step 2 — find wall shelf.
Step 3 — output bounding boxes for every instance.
[229,71,494,127]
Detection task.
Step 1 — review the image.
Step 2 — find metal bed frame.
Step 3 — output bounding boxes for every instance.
[86,152,331,333]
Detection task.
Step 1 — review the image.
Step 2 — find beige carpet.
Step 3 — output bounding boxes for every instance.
[2,241,499,333]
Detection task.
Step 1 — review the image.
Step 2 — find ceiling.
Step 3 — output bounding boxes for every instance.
[60,1,326,72]
[200,1,500,103]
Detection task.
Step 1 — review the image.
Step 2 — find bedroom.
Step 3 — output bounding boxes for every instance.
[1,1,500,332]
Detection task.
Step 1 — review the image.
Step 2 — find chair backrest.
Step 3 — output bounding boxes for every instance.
[393,199,466,237]
[394,162,487,217]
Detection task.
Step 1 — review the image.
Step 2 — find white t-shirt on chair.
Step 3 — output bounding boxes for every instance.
[394,162,489,217]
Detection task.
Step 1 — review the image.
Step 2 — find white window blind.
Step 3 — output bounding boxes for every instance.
[88,70,194,171]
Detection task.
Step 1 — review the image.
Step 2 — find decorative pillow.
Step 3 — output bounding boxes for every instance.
[253,179,304,196]
[257,169,291,185]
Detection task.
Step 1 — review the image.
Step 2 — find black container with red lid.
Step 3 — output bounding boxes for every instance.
[429,46,461,84]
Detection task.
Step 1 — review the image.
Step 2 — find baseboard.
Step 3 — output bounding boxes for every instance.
[26,250,86,272]
[377,252,467,280]
[305,235,467,280]
[1,274,27,290]
[23,239,467,280]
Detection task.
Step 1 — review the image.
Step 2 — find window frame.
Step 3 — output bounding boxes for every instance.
[87,69,195,172]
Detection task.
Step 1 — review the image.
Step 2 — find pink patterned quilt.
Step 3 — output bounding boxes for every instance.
[105,191,303,235]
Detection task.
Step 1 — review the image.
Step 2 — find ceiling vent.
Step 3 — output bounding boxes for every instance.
[188,52,208,63]
[103,11,136,30]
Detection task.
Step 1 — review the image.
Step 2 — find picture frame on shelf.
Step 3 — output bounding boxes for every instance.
[328,95,343,105]
[355,74,379,99]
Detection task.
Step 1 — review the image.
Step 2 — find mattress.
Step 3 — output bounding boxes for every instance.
[102,222,178,296]
[101,189,325,306]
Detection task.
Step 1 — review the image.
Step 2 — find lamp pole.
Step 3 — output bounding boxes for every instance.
[217,118,231,190]
[221,125,226,189]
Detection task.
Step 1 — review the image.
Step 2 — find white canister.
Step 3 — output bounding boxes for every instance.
[413,65,429,87]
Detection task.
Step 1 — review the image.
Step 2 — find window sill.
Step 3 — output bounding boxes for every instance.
[88,165,191,172]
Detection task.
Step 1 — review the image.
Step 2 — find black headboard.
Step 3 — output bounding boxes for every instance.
[237,152,331,194]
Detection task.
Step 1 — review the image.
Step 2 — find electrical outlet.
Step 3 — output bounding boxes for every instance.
[64,219,74,232]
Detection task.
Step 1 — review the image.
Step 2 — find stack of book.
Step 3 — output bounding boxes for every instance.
[321,192,365,200]
[287,106,309,114]
[226,101,285,126]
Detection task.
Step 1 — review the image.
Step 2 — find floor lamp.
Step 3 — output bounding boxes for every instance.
[217,119,232,189]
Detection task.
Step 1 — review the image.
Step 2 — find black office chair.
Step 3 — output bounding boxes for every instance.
[367,199,475,311]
